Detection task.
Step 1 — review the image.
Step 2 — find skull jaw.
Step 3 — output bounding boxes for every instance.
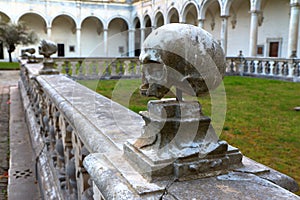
[140,83,170,99]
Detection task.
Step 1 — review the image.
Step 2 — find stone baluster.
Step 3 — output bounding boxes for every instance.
[136,62,141,76]
[98,61,105,77]
[78,61,83,78]
[56,62,64,74]
[71,62,77,77]
[284,62,289,76]
[297,62,300,76]
[72,130,91,199]
[118,60,124,76]
[111,61,117,76]
[64,61,70,76]
[257,60,262,74]
[288,60,294,77]
[269,60,274,76]
[124,60,130,76]
[133,60,138,76]
[278,61,284,76]
[249,60,254,73]
[85,62,90,77]
[229,59,235,73]
[91,61,97,77]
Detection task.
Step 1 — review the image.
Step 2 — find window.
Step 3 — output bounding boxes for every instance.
[119,46,124,53]
[257,45,264,56]
[69,45,75,52]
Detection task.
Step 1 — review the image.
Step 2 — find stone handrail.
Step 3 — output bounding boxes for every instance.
[225,56,300,81]
[19,61,144,199]
[19,61,300,199]
[34,57,141,79]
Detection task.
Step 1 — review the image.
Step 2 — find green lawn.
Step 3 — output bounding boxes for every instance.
[0,62,20,70]
[78,76,300,194]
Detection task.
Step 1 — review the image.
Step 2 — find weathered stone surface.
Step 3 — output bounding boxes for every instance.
[20,63,300,199]
[139,23,226,98]
[38,40,59,74]
[124,98,242,181]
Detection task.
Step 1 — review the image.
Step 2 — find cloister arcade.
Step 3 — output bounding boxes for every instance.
[0,0,298,60]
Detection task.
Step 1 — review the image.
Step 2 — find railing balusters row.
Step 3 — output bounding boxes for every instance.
[45,57,141,79]
[226,56,300,81]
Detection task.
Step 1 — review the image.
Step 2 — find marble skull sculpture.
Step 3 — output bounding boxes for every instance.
[139,23,226,98]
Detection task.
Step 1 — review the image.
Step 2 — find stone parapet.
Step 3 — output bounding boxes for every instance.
[19,62,300,199]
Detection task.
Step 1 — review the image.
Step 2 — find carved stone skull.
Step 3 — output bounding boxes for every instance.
[139,24,226,98]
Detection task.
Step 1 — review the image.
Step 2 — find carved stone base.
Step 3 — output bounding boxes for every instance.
[39,60,59,75]
[124,99,243,181]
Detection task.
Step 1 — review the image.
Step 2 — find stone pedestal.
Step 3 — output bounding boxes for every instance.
[124,99,243,181]
[39,59,59,75]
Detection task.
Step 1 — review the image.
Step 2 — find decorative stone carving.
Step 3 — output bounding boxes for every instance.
[124,24,243,181]
[139,23,225,98]
[38,39,59,75]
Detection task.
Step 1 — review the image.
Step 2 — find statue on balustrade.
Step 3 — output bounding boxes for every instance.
[124,23,243,181]
[38,39,59,74]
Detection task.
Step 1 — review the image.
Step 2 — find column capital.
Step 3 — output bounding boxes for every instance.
[129,28,135,32]
[249,10,262,14]
[103,28,108,32]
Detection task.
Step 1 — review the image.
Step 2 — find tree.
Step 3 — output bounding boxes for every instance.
[0,21,38,62]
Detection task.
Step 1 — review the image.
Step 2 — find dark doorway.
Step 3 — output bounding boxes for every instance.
[0,41,4,59]
[57,43,65,57]
[269,42,279,57]
[134,48,140,57]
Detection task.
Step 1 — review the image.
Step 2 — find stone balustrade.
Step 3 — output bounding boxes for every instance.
[33,57,141,80]
[31,56,300,82]
[19,60,300,199]
[226,56,300,82]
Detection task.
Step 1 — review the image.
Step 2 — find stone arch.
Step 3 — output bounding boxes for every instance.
[17,12,47,57]
[154,10,165,28]
[167,7,180,23]
[225,0,251,56]
[81,16,105,57]
[0,11,11,23]
[199,0,222,19]
[51,14,77,57]
[79,15,105,30]
[18,12,47,35]
[182,1,199,25]
[107,17,129,57]
[107,15,130,30]
[132,15,141,29]
[133,16,141,56]
[51,13,78,28]
[143,14,152,38]
[16,11,48,26]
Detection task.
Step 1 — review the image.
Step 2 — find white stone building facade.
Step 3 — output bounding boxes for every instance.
[0,0,299,60]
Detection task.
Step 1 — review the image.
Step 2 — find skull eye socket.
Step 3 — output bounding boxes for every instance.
[144,62,166,81]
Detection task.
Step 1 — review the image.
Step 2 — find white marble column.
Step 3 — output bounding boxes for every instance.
[140,28,145,52]
[128,29,135,57]
[287,2,300,57]
[198,19,205,29]
[220,16,229,55]
[76,28,81,56]
[249,11,259,57]
[47,27,52,39]
[103,29,108,57]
